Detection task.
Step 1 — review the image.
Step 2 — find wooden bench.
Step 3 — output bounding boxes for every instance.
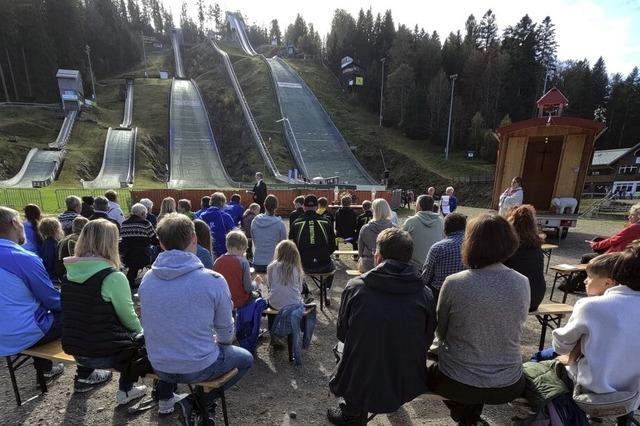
[529,303,574,351]
[549,263,587,303]
[346,269,360,276]
[8,340,237,425]
[305,271,335,311]
[263,306,316,363]
[541,243,558,273]
[333,250,358,256]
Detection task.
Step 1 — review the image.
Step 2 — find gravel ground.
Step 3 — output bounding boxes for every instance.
[1,206,636,425]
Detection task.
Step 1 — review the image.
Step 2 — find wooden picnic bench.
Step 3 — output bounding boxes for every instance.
[529,303,574,351]
[305,271,335,311]
[263,306,316,363]
[333,250,358,256]
[541,243,558,273]
[549,263,587,303]
[7,340,237,425]
[346,269,360,276]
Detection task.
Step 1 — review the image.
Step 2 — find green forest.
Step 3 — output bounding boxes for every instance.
[1,1,638,162]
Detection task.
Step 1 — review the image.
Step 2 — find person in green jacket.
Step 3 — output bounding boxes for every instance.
[61,219,147,404]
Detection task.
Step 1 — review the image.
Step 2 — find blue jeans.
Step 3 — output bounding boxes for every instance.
[155,344,253,401]
[76,355,133,392]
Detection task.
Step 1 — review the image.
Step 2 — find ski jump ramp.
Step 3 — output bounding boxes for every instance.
[168,30,234,188]
[0,110,77,188]
[226,12,376,186]
[83,79,137,189]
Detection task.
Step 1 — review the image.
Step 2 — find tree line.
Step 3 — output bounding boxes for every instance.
[0,0,172,102]
[319,9,639,158]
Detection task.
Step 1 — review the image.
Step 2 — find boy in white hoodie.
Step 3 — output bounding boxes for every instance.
[553,248,640,397]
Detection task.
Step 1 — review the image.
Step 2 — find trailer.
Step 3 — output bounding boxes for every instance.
[491,88,606,239]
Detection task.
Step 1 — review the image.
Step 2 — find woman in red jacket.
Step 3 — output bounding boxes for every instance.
[583,203,640,263]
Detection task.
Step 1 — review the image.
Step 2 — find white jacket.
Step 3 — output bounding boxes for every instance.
[107,201,125,225]
[552,285,640,395]
[498,188,523,216]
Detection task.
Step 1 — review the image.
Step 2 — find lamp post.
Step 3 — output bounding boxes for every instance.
[444,73,458,161]
[379,57,386,127]
[141,32,148,78]
[85,45,96,103]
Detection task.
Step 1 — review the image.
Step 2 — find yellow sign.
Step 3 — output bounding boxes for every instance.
[355,76,364,86]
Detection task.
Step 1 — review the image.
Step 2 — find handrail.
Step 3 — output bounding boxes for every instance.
[207,36,287,182]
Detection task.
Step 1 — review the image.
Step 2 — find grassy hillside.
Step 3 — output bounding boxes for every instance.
[183,41,272,182]
[286,59,495,204]
[219,40,295,173]
[0,107,61,179]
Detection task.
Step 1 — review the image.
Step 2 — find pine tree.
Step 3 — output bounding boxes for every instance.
[537,16,558,72]
[269,19,282,45]
[463,14,479,50]
[478,9,498,51]
[197,0,205,36]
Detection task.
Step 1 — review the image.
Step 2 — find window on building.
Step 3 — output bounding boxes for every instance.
[635,150,640,165]
[618,166,638,175]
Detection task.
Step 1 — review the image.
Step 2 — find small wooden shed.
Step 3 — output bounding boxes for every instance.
[491,88,606,212]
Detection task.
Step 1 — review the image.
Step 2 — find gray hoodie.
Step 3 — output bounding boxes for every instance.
[358,219,396,272]
[250,213,287,266]
[402,211,444,267]
[139,249,235,374]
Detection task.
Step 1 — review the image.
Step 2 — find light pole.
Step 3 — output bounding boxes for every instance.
[542,69,552,95]
[85,45,96,103]
[379,57,386,127]
[444,73,458,161]
[141,32,148,78]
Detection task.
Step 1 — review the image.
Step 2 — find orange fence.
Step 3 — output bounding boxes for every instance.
[131,188,392,216]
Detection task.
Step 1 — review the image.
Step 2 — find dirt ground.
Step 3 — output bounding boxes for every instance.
[1,206,637,425]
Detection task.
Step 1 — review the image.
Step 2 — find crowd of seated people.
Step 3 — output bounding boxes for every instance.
[1,185,639,425]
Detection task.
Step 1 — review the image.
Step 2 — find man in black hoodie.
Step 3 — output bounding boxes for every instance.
[327,228,436,425]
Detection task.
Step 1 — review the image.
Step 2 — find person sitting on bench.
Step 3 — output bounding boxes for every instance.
[553,246,640,406]
[139,213,253,416]
[334,196,358,250]
[289,195,336,306]
[213,230,260,309]
[0,207,65,380]
[327,228,436,425]
[267,240,305,310]
[61,219,145,400]
[428,213,530,426]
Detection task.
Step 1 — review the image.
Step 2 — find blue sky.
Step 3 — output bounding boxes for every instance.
[168,0,640,75]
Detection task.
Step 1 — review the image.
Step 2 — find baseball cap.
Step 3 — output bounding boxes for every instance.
[303,194,318,207]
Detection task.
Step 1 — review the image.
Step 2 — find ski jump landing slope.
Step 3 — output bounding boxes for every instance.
[227,11,376,185]
[168,30,234,189]
[83,80,137,189]
[0,110,77,188]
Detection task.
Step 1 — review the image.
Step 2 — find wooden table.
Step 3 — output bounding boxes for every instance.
[529,303,574,350]
[541,243,558,273]
[549,263,587,303]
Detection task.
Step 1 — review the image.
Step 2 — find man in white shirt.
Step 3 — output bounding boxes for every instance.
[104,190,125,225]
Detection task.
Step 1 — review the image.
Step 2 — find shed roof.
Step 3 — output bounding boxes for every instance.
[56,69,81,80]
[536,87,569,107]
[591,142,640,166]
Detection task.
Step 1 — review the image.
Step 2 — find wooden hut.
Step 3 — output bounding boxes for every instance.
[491,88,606,212]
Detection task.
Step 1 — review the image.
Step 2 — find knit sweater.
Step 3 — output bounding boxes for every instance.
[553,285,640,395]
[437,264,529,388]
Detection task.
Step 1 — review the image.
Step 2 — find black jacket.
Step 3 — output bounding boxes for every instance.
[504,246,546,312]
[355,210,372,237]
[335,207,358,238]
[289,211,335,270]
[330,260,436,413]
[289,207,304,228]
[89,211,121,231]
[252,180,267,205]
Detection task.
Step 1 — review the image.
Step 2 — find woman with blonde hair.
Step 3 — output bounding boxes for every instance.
[157,197,177,222]
[193,219,214,268]
[61,219,146,402]
[357,199,396,272]
[38,217,64,282]
[267,240,305,310]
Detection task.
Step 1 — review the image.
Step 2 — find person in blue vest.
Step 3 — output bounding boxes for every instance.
[200,192,236,257]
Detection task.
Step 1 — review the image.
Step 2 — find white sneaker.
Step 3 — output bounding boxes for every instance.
[116,384,147,405]
[74,369,112,393]
[158,393,189,414]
